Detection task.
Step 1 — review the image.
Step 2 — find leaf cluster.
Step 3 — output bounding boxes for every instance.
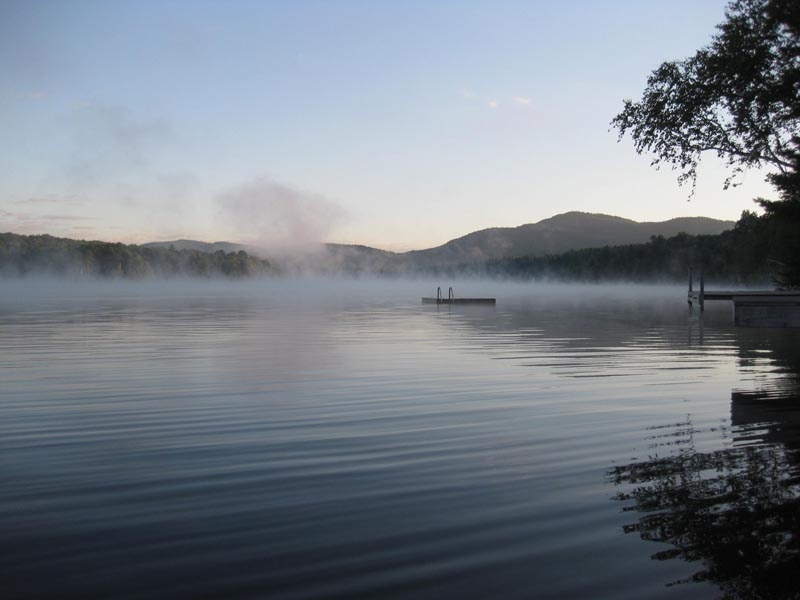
[612,0,800,195]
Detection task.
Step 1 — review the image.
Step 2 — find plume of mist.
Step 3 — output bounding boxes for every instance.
[216,178,347,250]
[61,106,174,188]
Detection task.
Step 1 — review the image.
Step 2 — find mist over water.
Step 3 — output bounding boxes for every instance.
[2,279,798,599]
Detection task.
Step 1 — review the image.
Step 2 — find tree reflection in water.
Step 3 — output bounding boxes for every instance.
[608,389,800,599]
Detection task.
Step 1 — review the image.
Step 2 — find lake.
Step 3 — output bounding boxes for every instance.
[1,279,798,599]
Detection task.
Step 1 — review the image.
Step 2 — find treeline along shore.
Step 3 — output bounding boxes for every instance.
[0,209,788,285]
[0,233,278,278]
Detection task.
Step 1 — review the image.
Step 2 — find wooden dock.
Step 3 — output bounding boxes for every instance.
[687,270,800,327]
[422,287,496,305]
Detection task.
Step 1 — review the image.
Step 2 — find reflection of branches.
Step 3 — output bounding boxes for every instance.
[608,417,800,599]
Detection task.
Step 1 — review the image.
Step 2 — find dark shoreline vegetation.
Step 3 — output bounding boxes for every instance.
[0,233,279,278]
[0,209,788,285]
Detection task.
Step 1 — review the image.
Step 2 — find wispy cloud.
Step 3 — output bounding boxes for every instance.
[216,178,347,248]
[30,105,194,239]
[59,105,175,187]
[459,89,533,111]
[0,207,94,235]
[1,208,93,222]
[67,225,99,236]
[16,90,48,101]
[15,194,84,206]
[36,214,92,221]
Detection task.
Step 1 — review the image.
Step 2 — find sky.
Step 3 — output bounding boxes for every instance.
[0,0,779,251]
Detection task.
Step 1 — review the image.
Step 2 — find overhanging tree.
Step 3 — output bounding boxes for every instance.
[612,0,800,287]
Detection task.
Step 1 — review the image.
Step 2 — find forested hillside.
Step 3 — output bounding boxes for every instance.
[404,212,733,266]
[0,233,277,278]
[424,211,780,286]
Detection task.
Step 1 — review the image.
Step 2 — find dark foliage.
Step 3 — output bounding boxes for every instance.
[0,233,278,278]
[612,0,799,191]
[612,0,800,287]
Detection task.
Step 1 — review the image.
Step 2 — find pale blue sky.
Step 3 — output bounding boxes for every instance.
[0,0,775,250]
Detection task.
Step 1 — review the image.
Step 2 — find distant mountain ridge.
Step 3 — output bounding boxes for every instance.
[145,212,734,273]
[405,212,734,266]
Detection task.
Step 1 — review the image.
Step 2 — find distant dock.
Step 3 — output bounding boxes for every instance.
[422,287,496,305]
[687,270,800,327]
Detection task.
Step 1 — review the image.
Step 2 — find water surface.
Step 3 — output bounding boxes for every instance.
[1,280,798,599]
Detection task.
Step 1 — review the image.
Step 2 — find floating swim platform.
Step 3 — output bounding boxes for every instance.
[422,287,496,305]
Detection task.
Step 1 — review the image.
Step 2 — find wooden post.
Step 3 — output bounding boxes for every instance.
[699,270,705,312]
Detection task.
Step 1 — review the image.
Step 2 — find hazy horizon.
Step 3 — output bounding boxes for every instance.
[3,209,739,254]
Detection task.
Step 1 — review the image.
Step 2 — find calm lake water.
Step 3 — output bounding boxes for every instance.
[1,279,799,599]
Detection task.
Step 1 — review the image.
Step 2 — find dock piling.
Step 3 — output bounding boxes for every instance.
[699,270,705,313]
